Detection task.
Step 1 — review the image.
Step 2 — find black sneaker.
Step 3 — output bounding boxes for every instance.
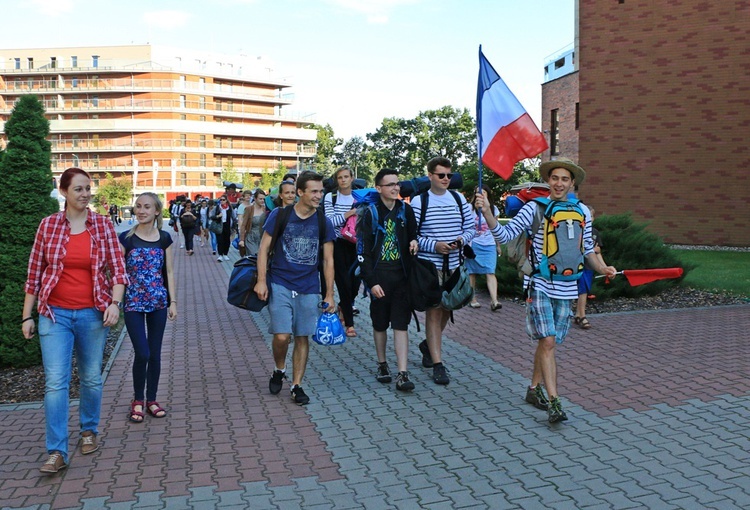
[395,371,415,392]
[352,306,360,316]
[525,384,549,411]
[269,370,287,395]
[376,362,392,383]
[432,363,450,385]
[291,385,310,405]
[418,340,434,368]
[548,397,568,423]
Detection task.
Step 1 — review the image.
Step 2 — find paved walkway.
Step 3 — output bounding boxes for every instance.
[2,226,750,509]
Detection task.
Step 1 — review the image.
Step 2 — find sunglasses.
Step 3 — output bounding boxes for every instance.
[431,172,453,180]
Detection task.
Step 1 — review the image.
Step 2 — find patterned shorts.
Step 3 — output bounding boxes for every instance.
[525,288,573,344]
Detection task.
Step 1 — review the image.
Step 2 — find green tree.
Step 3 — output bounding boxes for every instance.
[310,123,341,176]
[93,172,133,209]
[0,95,58,367]
[221,162,240,185]
[335,136,377,183]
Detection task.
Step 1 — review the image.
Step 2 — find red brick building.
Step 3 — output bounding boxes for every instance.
[543,0,750,246]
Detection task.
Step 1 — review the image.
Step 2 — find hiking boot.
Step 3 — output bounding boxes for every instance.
[547,396,569,423]
[395,371,415,392]
[269,370,287,395]
[376,362,392,383]
[525,384,550,411]
[291,385,310,405]
[39,452,67,474]
[432,363,450,385]
[80,431,99,455]
[418,340,434,368]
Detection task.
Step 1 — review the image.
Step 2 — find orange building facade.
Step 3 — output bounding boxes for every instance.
[0,45,317,201]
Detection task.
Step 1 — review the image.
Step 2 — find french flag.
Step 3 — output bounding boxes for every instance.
[477,46,548,180]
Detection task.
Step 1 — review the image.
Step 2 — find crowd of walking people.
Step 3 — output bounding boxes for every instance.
[22,157,615,474]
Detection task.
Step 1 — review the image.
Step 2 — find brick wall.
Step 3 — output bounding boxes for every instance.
[579,0,750,246]
[541,71,580,162]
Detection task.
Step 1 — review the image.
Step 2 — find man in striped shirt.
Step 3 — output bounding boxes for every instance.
[411,157,476,385]
[476,159,617,423]
[323,166,361,337]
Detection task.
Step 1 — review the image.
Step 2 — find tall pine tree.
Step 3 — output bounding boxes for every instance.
[0,95,58,367]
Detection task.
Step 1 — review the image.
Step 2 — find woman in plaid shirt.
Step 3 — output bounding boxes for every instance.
[22,167,128,474]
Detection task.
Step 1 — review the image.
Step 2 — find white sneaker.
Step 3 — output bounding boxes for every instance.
[224,255,230,261]
[217,257,222,262]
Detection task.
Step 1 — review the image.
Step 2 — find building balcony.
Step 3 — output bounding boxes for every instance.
[50,137,316,156]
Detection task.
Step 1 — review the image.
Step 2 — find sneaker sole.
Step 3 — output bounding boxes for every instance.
[376,377,392,383]
[548,413,569,424]
[525,397,549,411]
[396,384,415,392]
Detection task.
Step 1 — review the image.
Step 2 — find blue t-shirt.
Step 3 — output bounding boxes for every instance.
[119,230,173,313]
[263,207,335,294]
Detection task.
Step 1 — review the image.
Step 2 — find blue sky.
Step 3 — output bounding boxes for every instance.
[4,0,574,140]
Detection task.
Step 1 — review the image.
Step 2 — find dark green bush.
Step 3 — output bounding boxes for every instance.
[493,213,691,300]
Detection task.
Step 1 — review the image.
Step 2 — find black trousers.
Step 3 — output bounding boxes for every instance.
[217,221,231,256]
[333,238,361,328]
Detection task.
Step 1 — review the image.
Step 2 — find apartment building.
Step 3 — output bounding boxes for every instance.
[0,45,317,201]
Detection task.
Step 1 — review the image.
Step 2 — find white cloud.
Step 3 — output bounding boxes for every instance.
[30,0,75,16]
[142,10,192,30]
[325,0,419,24]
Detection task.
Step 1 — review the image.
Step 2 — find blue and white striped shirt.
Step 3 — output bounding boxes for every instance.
[489,200,594,299]
[323,191,355,239]
[412,190,476,271]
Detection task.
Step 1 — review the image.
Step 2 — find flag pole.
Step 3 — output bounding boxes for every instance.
[476,45,484,227]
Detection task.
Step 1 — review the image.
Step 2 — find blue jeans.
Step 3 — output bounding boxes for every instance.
[124,308,168,402]
[209,231,218,252]
[39,307,108,462]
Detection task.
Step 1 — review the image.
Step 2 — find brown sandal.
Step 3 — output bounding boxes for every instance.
[574,316,592,329]
[146,401,167,418]
[129,400,144,423]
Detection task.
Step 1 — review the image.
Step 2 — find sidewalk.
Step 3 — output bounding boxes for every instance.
[1,225,749,509]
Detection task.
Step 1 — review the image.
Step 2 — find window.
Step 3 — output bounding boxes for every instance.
[199,96,205,109]
[180,172,187,185]
[92,55,99,68]
[554,57,565,70]
[199,77,205,90]
[180,134,187,147]
[199,135,206,148]
[14,57,20,69]
[550,109,560,156]
[72,77,79,88]
[27,57,34,69]
[93,155,100,168]
[92,95,99,107]
[50,57,57,69]
[92,75,99,87]
[200,172,207,186]
[575,103,580,130]
[199,154,206,167]
[199,115,206,122]
[180,114,187,120]
[179,95,186,108]
[71,55,78,67]
[180,153,187,166]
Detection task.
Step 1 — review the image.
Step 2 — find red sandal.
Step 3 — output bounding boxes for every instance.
[146,401,167,418]
[129,400,144,423]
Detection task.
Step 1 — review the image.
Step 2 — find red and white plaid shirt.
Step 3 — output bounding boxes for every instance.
[25,210,128,321]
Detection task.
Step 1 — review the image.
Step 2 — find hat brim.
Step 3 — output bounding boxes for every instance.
[540,161,585,185]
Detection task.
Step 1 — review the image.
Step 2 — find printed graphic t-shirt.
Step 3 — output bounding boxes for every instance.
[264,207,335,295]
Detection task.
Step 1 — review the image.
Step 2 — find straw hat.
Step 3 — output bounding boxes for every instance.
[539,158,586,185]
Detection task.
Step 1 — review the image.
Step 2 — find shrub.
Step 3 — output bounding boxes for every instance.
[0,96,58,367]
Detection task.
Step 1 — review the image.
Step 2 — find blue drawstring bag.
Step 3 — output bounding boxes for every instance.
[312,304,346,345]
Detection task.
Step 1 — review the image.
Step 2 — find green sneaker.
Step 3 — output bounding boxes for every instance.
[547,396,568,423]
[525,384,549,411]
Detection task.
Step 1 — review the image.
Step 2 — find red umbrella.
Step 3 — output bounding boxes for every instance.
[598,268,684,286]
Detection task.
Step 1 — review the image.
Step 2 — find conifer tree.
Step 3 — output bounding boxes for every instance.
[0,95,58,367]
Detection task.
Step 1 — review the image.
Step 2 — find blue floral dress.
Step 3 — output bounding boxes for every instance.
[119,230,173,313]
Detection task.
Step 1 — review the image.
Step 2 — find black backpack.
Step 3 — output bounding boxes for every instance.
[407,257,442,312]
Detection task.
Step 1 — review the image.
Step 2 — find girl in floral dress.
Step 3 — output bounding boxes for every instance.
[119,193,177,422]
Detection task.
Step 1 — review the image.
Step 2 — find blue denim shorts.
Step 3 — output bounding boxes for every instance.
[267,283,320,337]
[525,289,572,344]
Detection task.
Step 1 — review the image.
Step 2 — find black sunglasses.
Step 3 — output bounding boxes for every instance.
[431,172,453,180]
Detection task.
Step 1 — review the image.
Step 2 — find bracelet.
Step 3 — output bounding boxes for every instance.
[21,317,34,324]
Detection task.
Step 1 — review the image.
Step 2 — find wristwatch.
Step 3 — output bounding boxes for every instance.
[112,300,123,309]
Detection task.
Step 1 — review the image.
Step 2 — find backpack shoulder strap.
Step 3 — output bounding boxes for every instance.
[417,191,429,234]
[269,205,293,255]
[317,208,326,244]
[331,192,338,207]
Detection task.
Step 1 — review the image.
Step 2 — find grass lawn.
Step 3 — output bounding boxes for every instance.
[671,249,750,297]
